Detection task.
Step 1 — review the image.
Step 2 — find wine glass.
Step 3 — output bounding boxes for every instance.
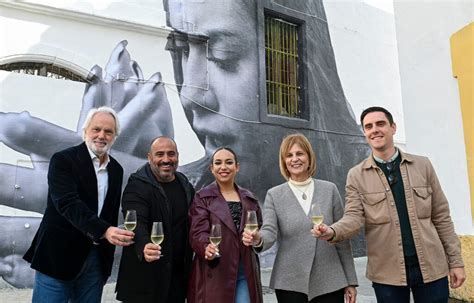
[310,203,324,226]
[151,222,164,257]
[245,210,258,233]
[124,210,137,231]
[209,224,222,258]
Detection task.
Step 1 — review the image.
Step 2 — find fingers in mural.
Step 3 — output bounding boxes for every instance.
[115,72,174,157]
[105,40,142,112]
[0,111,79,160]
[78,64,106,132]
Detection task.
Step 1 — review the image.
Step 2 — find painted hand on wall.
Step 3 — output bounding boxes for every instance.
[0,40,174,287]
[80,40,174,158]
[0,216,40,288]
[0,40,173,213]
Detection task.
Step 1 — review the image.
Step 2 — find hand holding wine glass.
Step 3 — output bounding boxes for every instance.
[151,222,164,245]
[244,210,258,233]
[312,223,335,241]
[208,224,222,258]
[310,203,324,227]
[124,210,137,231]
[150,221,164,257]
[242,211,262,247]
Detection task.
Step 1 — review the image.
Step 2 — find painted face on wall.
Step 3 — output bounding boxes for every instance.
[164,1,371,228]
[166,0,259,153]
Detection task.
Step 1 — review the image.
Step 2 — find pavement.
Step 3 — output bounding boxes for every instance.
[0,257,379,303]
[258,257,377,303]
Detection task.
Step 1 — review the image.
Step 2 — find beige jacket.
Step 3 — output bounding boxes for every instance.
[331,151,464,286]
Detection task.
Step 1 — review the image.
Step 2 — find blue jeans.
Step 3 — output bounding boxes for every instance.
[32,247,106,303]
[235,261,250,303]
[373,257,449,303]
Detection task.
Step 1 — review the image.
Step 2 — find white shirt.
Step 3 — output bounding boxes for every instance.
[288,177,314,215]
[87,147,109,216]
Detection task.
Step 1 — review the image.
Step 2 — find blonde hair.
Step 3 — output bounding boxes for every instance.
[279,133,317,180]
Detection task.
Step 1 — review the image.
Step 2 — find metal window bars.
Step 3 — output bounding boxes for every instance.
[265,15,299,118]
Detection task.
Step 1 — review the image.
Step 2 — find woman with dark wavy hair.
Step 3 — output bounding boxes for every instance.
[188,147,263,303]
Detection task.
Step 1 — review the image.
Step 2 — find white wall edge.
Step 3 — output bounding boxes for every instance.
[0,53,91,78]
[0,1,172,38]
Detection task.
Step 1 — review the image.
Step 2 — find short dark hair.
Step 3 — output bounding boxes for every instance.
[360,106,394,126]
[150,136,178,153]
[211,146,239,164]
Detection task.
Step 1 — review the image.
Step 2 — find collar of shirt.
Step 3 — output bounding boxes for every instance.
[86,147,110,171]
[373,148,399,164]
[86,146,109,216]
[287,178,314,215]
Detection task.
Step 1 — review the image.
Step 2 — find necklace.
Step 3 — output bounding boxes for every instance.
[295,185,311,200]
[289,178,313,200]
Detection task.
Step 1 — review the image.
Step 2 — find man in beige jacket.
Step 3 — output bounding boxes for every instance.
[315,106,465,302]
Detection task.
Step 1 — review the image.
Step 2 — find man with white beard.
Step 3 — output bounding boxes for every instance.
[24,106,134,303]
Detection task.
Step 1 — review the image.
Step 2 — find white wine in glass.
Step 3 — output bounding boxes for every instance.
[209,236,222,246]
[151,222,164,256]
[310,203,324,226]
[311,215,324,225]
[124,210,137,231]
[151,234,164,245]
[245,210,258,232]
[210,224,222,257]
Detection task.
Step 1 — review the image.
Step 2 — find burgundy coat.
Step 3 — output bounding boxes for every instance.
[187,182,263,303]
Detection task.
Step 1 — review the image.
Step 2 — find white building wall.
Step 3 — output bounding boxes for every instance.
[7,1,470,230]
[0,1,203,168]
[0,0,405,175]
[0,0,405,189]
[0,1,406,210]
[324,0,405,147]
[394,0,473,234]
[6,1,468,232]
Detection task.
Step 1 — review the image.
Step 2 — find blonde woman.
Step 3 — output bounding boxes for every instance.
[243,133,357,303]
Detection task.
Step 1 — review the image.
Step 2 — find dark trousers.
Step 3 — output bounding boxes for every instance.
[275,288,344,303]
[122,266,186,303]
[373,257,449,303]
[167,265,186,303]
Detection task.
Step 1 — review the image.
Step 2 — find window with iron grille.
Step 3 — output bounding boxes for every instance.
[265,15,300,118]
[0,62,88,83]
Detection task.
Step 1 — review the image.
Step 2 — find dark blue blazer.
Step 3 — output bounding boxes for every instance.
[24,142,123,280]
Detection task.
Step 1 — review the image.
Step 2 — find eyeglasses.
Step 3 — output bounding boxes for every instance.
[386,162,398,186]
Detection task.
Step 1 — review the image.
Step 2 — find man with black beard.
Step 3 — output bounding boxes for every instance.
[115,136,195,303]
